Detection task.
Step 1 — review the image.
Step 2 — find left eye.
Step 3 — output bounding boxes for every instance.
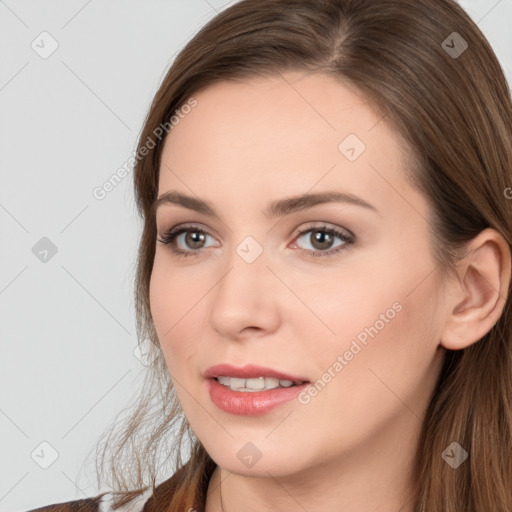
[292,225,353,256]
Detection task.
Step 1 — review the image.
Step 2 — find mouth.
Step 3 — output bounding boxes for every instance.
[213,375,307,392]
[204,363,310,415]
[204,363,309,388]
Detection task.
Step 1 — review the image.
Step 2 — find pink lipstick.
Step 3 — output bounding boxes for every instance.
[204,364,310,416]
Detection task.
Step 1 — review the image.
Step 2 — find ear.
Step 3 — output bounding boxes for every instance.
[440,228,511,350]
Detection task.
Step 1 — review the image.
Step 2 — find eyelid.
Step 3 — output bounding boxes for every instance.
[290,221,354,240]
[157,222,352,243]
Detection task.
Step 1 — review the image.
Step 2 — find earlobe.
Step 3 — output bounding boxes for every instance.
[440,228,511,351]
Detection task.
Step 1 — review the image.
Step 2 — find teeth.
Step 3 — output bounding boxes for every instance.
[216,376,302,392]
[230,377,246,390]
[246,377,268,390]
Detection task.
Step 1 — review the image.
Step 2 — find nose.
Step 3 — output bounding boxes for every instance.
[208,242,281,341]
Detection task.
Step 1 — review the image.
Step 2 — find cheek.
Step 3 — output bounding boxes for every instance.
[308,258,442,419]
[287,277,441,461]
[303,235,440,379]
[149,259,203,375]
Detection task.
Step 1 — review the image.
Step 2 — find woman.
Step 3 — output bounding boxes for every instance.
[29,0,512,511]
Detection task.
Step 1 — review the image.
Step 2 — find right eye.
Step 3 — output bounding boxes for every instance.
[157,224,219,258]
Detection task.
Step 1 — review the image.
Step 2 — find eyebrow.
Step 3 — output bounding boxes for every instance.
[152,190,379,219]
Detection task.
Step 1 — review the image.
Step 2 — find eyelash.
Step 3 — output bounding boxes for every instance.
[156,223,354,260]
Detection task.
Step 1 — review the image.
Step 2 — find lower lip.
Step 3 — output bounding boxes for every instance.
[207,378,309,416]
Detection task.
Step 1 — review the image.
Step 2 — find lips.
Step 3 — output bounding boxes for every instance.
[203,364,311,416]
[203,363,309,383]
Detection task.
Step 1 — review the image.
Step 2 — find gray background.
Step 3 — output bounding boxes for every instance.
[1,1,511,511]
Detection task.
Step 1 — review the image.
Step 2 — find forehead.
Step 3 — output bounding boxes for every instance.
[163,71,389,158]
[158,71,417,217]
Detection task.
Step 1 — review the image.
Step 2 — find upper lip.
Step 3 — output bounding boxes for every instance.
[204,364,309,383]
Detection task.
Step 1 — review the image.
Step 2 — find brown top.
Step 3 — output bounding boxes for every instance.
[25,462,215,512]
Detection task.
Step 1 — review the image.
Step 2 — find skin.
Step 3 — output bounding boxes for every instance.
[149,71,511,512]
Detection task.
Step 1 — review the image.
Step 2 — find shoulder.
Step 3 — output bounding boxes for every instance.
[25,493,106,512]
[24,460,212,512]
[25,487,154,512]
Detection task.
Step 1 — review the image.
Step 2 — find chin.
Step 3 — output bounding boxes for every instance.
[204,438,313,478]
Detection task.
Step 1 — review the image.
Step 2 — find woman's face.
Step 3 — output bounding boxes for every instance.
[149,71,447,479]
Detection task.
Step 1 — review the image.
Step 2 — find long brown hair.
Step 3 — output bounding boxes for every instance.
[87,1,512,510]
